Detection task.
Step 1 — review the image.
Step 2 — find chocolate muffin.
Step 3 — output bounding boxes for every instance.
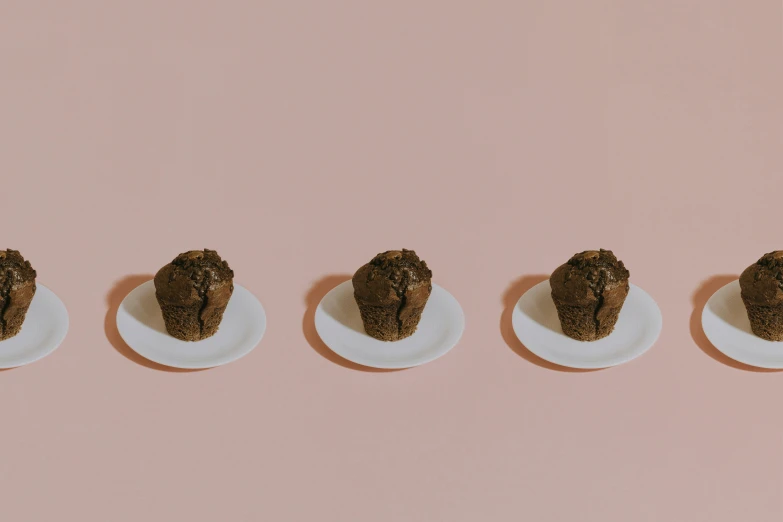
[0,250,36,341]
[739,251,783,341]
[352,249,433,341]
[154,249,234,342]
[550,249,630,341]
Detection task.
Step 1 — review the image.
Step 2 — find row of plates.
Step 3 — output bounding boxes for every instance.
[0,279,774,370]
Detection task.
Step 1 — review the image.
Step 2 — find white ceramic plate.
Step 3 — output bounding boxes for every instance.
[512,280,662,369]
[116,280,266,369]
[0,284,69,368]
[315,281,464,369]
[701,279,783,369]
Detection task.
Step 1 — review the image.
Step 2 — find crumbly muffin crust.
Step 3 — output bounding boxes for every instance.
[740,251,783,340]
[0,249,37,341]
[352,249,432,341]
[550,249,629,341]
[154,249,234,341]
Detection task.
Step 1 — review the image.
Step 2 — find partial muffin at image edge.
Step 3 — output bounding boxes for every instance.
[0,250,37,341]
[739,251,783,341]
[154,249,234,342]
[550,249,630,342]
[352,249,433,341]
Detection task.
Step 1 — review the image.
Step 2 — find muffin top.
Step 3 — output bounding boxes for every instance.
[739,251,783,305]
[0,250,36,294]
[154,249,234,306]
[352,249,432,306]
[550,249,629,306]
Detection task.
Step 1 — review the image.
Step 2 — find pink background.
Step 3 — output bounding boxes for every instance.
[1,1,782,520]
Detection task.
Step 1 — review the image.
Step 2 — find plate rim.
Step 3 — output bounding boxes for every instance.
[116,280,266,369]
[512,279,662,369]
[314,280,465,369]
[0,283,70,369]
[701,278,783,369]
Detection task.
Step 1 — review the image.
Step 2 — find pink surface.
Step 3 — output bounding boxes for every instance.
[1,2,781,520]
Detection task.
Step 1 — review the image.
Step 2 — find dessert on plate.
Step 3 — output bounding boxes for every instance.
[352,249,432,341]
[550,249,630,341]
[739,251,783,341]
[0,249,37,341]
[154,249,234,341]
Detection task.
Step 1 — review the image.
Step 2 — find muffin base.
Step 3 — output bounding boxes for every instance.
[0,306,33,341]
[741,299,783,341]
[157,301,227,342]
[552,299,622,342]
[0,290,35,341]
[355,298,425,342]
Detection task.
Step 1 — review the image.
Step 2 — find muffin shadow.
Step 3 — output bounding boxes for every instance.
[690,274,780,372]
[303,274,402,373]
[501,275,602,373]
[319,283,366,335]
[104,274,205,372]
